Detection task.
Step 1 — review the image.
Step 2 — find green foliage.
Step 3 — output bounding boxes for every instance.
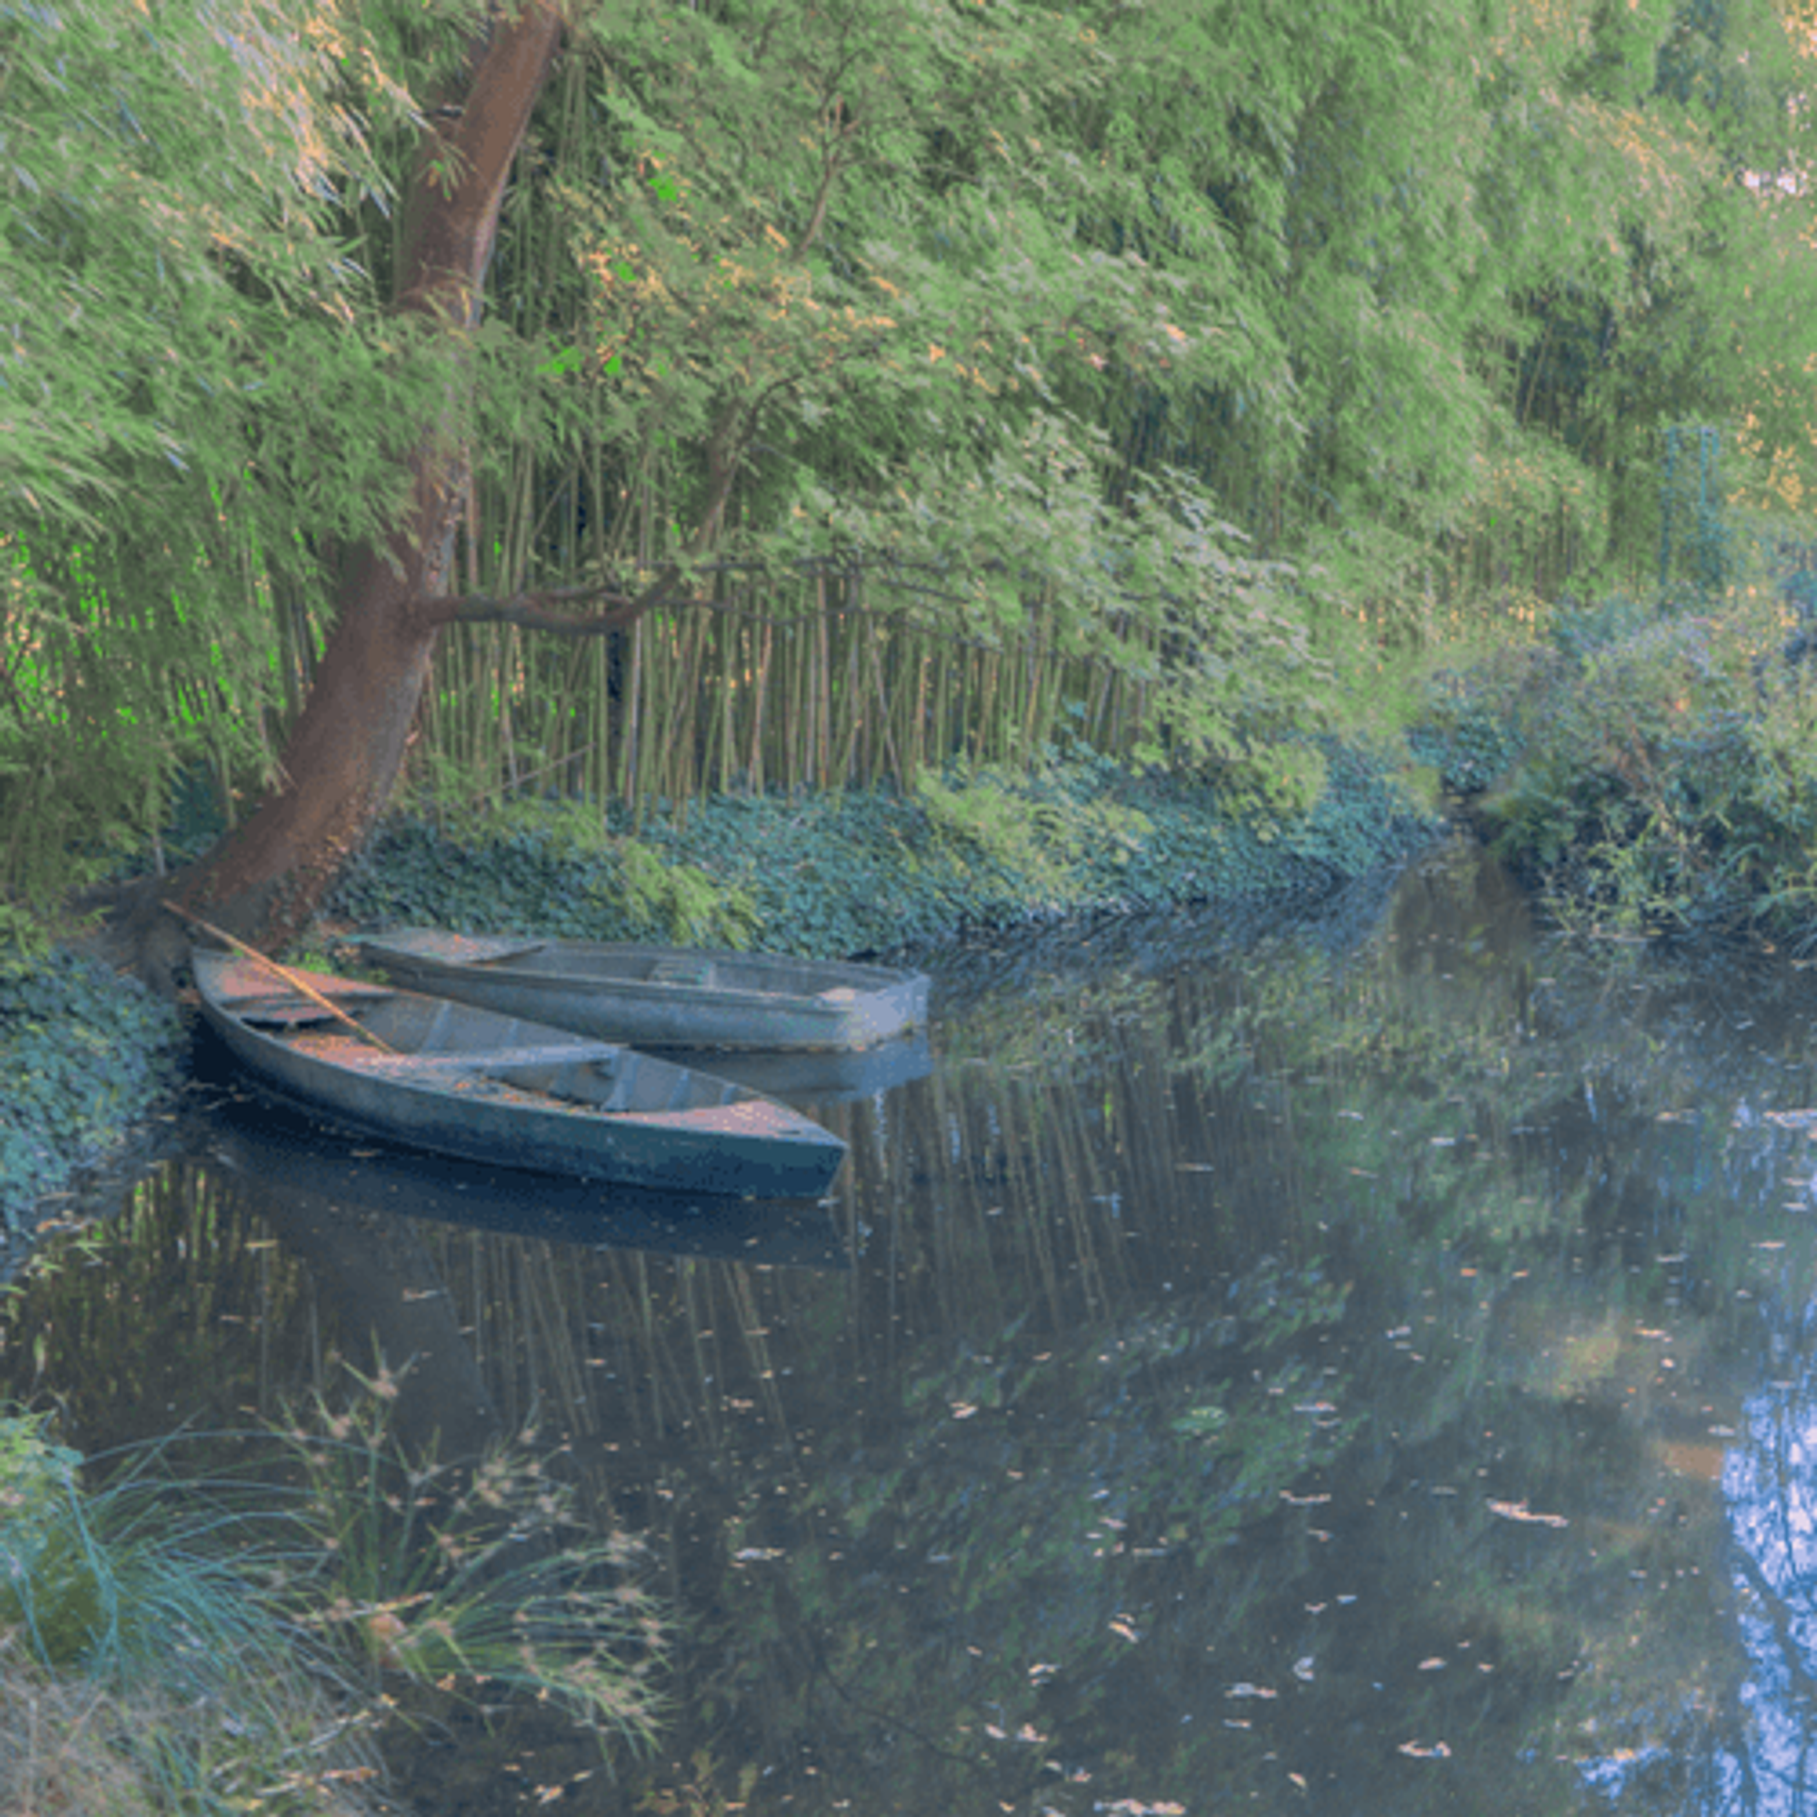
[9,0,1817,913]
[1471,585,1817,936]
[1407,653,1540,794]
[0,1420,268,1688]
[0,950,183,1235]
[915,761,1154,910]
[0,0,471,913]
[0,1384,661,1803]
[333,753,1437,960]
[328,807,763,950]
[0,1409,82,1568]
[614,840,762,949]
[0,1411,387,1812]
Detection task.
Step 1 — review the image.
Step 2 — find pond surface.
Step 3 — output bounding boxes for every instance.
[12,836,1817,1815]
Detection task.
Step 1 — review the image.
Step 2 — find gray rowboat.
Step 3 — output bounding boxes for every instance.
[352,929,929,1052]
[193,950,847,1198]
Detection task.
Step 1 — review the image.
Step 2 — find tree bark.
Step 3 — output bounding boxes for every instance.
[163,2,567,955]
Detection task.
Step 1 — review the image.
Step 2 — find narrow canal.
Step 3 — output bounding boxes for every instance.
[11,835,1817,1815]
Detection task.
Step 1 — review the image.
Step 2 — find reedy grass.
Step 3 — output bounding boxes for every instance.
[0,1410,385,1813]
[272,1361,667,1753]
[0,1374,665,1813]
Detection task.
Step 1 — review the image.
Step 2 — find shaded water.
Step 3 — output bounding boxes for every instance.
[12,837,1817,1813]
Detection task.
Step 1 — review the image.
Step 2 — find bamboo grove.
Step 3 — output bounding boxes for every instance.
[4,0,1817,907]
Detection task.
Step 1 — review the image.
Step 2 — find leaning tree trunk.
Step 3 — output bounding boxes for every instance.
[165,3,565,954]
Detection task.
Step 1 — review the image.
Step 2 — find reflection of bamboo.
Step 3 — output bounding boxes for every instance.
[729,1268,790,1444]
[370,944,1423,1503]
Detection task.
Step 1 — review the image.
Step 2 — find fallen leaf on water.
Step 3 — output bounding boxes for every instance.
[1486,1499,1569,1529]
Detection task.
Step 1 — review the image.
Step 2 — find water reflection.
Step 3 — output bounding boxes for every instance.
[15,838,1817,1812]
[1722,1309,1817,1814]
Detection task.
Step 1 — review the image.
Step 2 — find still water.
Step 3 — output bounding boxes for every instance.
[12,836,1817,1814]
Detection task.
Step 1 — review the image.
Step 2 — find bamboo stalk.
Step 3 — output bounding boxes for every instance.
[815,573,831,786]
[747,618,770,793]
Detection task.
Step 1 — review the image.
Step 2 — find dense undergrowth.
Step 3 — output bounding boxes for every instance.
[330,745,1437,960]
[1434,581,1817,946]
[0,951,183,1240]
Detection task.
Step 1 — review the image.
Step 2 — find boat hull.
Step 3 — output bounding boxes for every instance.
[193,952,847,1199]
[352,930,928,1052]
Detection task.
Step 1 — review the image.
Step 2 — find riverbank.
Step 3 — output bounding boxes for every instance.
[0,748,1441,1245]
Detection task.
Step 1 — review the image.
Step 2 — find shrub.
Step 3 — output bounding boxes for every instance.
[1475,593,1817,937]
[0,1410,383,1812]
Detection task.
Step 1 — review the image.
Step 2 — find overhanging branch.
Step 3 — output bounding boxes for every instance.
[413,544,1202,640]
[420,563,692,632]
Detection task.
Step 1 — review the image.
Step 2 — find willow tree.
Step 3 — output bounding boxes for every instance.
[6,0,1333,964]
[161,1,569,948]
[0,0,560,956]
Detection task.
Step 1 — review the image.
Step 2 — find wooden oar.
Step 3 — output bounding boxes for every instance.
[163,903,398,1055]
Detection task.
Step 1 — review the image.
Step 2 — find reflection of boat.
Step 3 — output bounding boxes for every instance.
[195,1078,851,1270]
[352,928,929,1052]
[641,1031,933,1106]
[193,950,847,1198]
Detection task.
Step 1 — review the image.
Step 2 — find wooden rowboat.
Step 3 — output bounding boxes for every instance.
[192,950,847,1199]
[352,929,929,1052]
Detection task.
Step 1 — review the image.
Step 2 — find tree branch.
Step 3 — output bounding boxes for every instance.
[412,545,1124,639]
[422,564,695,633]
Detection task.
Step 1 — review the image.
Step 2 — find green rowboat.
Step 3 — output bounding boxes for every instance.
[352,929,929,1052]
[193,950,847,1198]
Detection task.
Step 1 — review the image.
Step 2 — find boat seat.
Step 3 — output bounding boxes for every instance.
[239,995,397,1028]
[648,956,716,988]
[408,1041,620,1073]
